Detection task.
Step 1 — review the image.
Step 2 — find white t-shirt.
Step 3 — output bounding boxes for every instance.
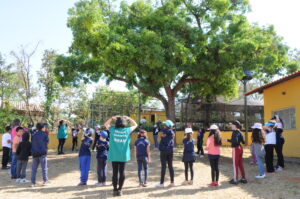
[265,131,276,145]
[2,133,12,148]
[276,122,283,129]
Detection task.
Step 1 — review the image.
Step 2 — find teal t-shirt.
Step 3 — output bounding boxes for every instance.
[57,125,68,139]
[108,127,132,162]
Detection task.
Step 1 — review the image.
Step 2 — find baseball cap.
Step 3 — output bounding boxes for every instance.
[265,122,275,127]
[231,120,241,126]
[100,131,108,139]
[163,120,174,128]
[185,128,193,134]
[251,123,263,130]
[208,124,219,130]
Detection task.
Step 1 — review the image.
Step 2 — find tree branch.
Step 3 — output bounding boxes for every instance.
[172,74,206,95]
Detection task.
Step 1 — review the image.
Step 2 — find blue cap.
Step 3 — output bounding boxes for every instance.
[265,122,275,127]
[163,120,174,128]
[100,131,108,139]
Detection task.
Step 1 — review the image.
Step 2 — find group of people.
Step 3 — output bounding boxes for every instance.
[1,115,285,197]
[1,120,50,187]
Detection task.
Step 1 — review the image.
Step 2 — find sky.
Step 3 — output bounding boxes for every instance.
[0,0,300,101]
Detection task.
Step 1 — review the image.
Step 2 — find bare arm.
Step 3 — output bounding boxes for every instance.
[124,116,138,131]
[104,116,117,130]
[134,146,137,161]
[147,145,151,162]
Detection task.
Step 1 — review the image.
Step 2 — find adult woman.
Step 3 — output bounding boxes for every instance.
[105,115,138,197]
[57,120,68,155]
[272,115,285,171]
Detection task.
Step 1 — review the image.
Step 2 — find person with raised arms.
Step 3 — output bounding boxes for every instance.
[104,115,138,197]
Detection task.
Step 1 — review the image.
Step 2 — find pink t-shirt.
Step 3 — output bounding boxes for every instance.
[206,135,221,155]
[11,126,19,141]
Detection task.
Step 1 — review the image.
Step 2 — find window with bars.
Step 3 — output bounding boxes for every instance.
[273,107,296,130]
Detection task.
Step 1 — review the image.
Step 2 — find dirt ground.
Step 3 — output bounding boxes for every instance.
[1,147,300,199]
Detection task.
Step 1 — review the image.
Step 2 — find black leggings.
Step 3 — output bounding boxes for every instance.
[184,161,194,181]
[209,157,220,182]
[72,137,78,151]
[275,141,285,168]
[160,151,174,184]
[112,162,126,191]
[265,144,275,172]
[58,138,66,153]
[197,142,204,155]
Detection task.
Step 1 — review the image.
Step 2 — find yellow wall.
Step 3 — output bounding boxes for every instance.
[1,131,252,151]
[130,110,167,124]
[263,76,300,157]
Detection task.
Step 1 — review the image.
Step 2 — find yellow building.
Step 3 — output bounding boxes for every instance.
[245,71,300,157]
[130,108,167,124]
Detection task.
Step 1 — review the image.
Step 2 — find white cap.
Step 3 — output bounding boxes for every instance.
[251,123,263,130]
[87,128,95,135]
[208,124,219,130]
[185,128,193,134]
[95,125,101,129]
[32,127,36,131]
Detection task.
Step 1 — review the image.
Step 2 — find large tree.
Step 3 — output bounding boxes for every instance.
[55,0,290,121]
[38,49,61,124]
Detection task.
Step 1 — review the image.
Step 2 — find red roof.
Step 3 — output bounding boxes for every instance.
[244,70,300,96]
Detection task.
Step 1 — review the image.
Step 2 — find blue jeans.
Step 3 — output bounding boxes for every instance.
[31,155,48,184]
[97,158,107,183]
[153,135,159,148]
[79,156,91,183]
[256,153,265,176]
[137,157,148,184]
[10,152,17,178]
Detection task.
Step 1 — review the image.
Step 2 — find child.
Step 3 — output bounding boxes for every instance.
[78,128,93,186]
[16,132,31,183]
[11,127,23,179]
[2,126,12,170]
[182,128,196,185]
[134,129,151,187]
[250,139,257,165]
[95,131,109,186]
[273,115,285,171]
[197,128,205,158]
[206,124,222,186]
[223,120,247,185]
[31,123,50,187]
[93,125,101,151]
[264,121,276,173]
[156,120,175,188]
[72,125,80,152]
[251,123,266,179]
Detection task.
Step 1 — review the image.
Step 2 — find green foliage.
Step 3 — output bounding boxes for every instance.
[55,0,291,120]
[38,49,62,124]
[0,103,25,133]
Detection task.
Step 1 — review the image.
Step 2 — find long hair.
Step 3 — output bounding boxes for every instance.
[252,128,265,144]
[209,129,222,146]
[59,120,64,127]
[115,117,127,128]
[12,119,21,127]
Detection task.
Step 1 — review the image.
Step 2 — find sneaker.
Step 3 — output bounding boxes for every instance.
[11,176,17,180]
[16,178,21,183]
[208,182,216,186]
[168,183,175,187]
[139,183,144,187]
[214,182,220,186]
[255,174,266,179]
[240,178,248,184]
[95,182,103,186]
[155,183,164,188]
[20,179,29,183]
[142,182,148,187]
[182,181,189,185]
[117,190,122,196]
[102,182,106,186]
[113,190,118,197]
[188,180,193,185]
[31,184,36,187]
[43,181,51,186]
[1,166,10,170]
[78,182,87,186]
[276,167,283,171]
[200,155,204,158]
[229,179,238,185]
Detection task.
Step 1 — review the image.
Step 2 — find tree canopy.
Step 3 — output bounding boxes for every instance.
[55,0,291,121]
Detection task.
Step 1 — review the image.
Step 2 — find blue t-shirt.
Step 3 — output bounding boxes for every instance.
[197,131,205,143]
[108,127,133,162]
[135,138,150,160]
[96,139,109,159]
[183,138,195,154]
[159,128,175,152]
[79,136,93,157]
